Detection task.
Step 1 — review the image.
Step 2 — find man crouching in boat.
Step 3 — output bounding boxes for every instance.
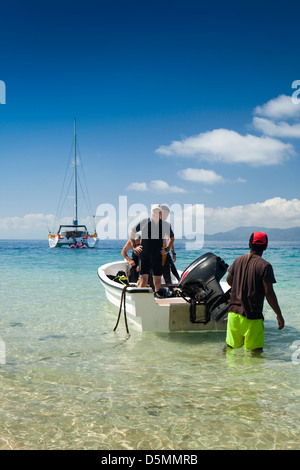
[121,233,141,283]
[129,204,174,296]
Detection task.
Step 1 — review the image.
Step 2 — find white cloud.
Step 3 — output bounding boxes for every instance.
[0,213,94,239]
[253,94,300,138]
[1,198,299,239]
[178,168,225,184]
[0,213,55,232]
[204,197,300,234]
[254,94,300,120]
[150,179,187,193]
[253,117,300,138]
[155,128,294,166]
[126,179,187,193]
[126,182,149,191]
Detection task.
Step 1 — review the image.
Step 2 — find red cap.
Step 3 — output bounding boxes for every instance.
[251,231,268,245]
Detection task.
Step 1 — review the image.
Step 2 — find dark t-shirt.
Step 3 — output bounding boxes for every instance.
[133,218,173,240]
[228,253,276,320]
[132,218,174,276]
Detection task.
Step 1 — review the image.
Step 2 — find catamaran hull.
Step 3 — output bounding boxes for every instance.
[49,236,99,248]
[98,260,228,333]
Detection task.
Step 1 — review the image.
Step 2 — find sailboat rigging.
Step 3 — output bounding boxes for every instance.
[48,119,99,248]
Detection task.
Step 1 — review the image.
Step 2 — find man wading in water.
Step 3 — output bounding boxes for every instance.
[225,231,285,353]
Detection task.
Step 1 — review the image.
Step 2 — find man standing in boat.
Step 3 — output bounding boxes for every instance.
[129,204,174,295]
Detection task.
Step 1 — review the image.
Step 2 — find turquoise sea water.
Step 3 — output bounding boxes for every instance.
[0,239,299,450]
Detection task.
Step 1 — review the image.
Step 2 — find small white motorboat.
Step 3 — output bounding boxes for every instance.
[98,253,230,333]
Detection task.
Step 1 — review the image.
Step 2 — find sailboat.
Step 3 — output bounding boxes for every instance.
[48,119,99,248]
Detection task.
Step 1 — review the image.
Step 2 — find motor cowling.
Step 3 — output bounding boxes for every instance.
[179,252,231,322]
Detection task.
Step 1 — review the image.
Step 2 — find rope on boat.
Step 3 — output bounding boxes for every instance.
[113,285,131,336]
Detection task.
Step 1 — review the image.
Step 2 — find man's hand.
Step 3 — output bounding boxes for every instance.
[277,314,285,330]
[264,281,285,330]
[133,245,143,254]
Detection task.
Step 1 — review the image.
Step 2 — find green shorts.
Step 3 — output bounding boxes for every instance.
[226,311,264,351]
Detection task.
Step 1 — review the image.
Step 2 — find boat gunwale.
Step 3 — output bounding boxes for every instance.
[97,262,153,294]
[98,260,182,294]
[97,272,153,294]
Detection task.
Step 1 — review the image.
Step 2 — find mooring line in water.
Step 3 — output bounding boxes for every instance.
[113,284,131,337]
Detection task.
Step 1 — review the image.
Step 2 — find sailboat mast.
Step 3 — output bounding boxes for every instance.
[74,118,78,226]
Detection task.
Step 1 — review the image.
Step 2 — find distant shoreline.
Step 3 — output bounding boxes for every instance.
[1,225,300,242]
[1,235,300,244]
[204,226,300,242]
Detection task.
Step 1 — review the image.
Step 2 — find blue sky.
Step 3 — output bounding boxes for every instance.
[0,0,300,238]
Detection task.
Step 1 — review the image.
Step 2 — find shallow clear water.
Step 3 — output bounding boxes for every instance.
[0,239,299,450]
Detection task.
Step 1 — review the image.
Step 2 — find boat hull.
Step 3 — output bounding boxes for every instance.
[49,235,99,248]
[98,260,228,333]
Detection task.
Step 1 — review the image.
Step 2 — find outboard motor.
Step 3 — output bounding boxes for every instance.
[179,253,231,322]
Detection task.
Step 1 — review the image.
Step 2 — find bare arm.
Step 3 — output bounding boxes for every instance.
[162,235,174,254]
[121,240,135,264]
[263,281,285,330]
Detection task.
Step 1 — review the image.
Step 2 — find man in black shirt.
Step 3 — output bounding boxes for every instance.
[226,232,284,352]
[129,205,174,294]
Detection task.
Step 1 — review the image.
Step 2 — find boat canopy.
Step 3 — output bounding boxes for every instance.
[58,225,88,238]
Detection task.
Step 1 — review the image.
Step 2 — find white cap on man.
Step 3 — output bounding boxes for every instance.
[151,204,162,212]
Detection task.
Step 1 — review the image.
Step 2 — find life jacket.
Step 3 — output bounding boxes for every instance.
[113,270,129,286]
